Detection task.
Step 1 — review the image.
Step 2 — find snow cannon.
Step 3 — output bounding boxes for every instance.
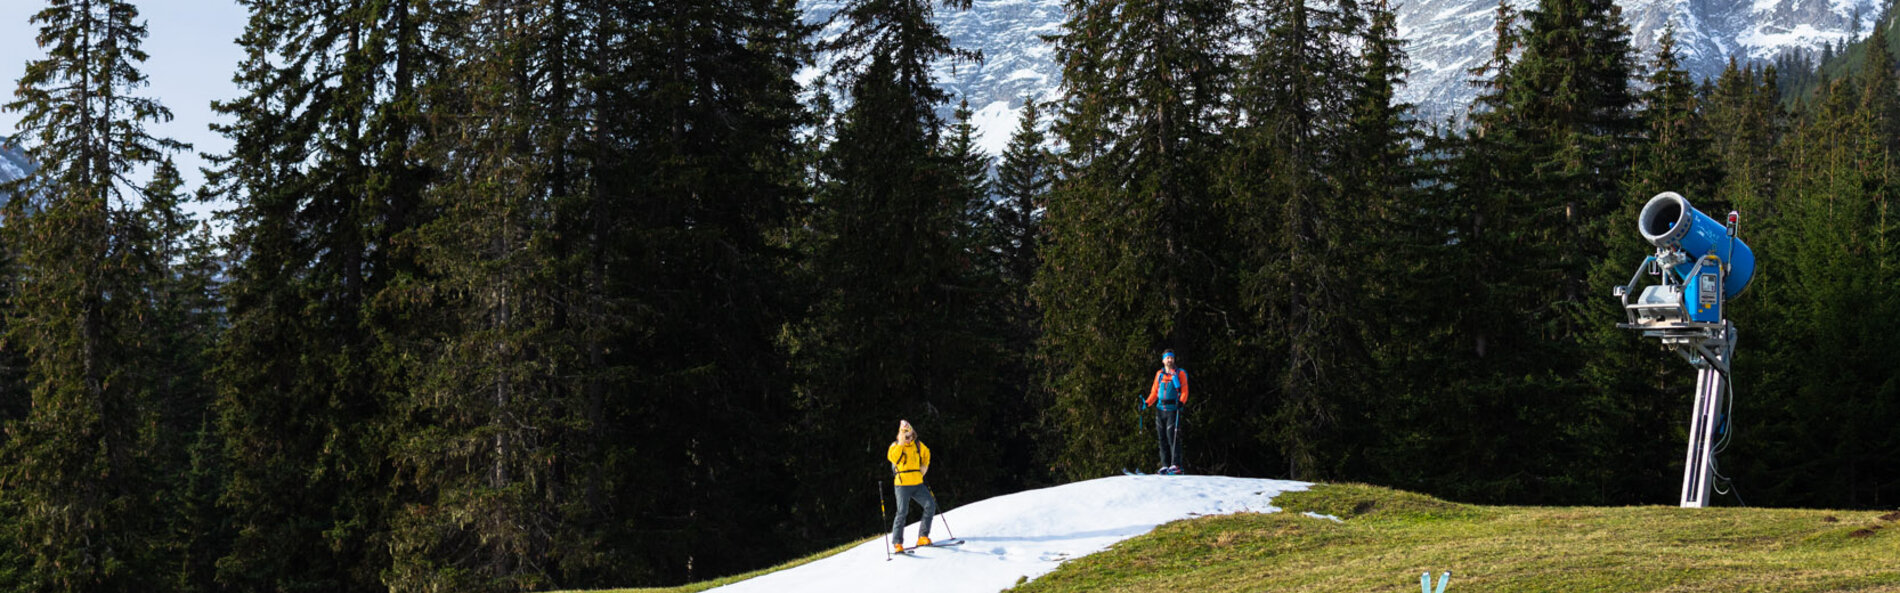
[1638,192,1755,299]
[1615,192,1751,508]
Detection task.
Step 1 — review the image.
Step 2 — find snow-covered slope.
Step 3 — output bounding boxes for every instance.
[708,475,1312,593]
[803,0,1880,147]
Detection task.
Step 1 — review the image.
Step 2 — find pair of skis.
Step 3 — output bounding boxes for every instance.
[1121,468,1184,476]
[891,538,966,557]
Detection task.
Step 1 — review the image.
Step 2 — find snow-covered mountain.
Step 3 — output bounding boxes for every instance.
[705,475,1313,593]
[0,143,32,207]
[803,0,1881,150]
[0,143,30,188]
[803,0,1067,155]
[1401,0,1882,122]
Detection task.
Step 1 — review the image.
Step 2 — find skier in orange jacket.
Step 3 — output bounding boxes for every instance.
[1144,350,1189,474]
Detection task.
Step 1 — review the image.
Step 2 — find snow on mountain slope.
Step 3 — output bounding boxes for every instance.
[707,475,1313,593]
[0,144,29,186]
[0,144,31,207]
[804,0,1880,148]
[804,0,1065,155]
[1401,0,1882,122]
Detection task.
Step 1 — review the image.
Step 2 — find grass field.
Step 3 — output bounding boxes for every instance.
[581,483,1900,593]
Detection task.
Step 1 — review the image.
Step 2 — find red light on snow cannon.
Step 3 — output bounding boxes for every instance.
[1727,211,1739,225]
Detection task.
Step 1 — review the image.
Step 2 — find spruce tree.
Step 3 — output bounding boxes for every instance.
[137,159,226,593]
[381,2,585,590]
[790,5,1009,538]
[1219,0,1372,478]
[987,97,1055,478]
[205,0,448,589]
[1331,0,1445,487]
[1451,0,1638,503]
[1406,0,1567,502]
[0,0,195,589]
[382,0,812,587]
[1740,32,1900,508]
[1627,26,1716,200]
[599,0,809,583]
[1705,60,1785,223]
[1040,0,1234,477]
[994,97,1053,294]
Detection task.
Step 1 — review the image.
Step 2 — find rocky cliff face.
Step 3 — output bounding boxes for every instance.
[810,0,1880,151]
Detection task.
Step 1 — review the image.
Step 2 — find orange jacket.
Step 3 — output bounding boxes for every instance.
[1145,368,1189,409]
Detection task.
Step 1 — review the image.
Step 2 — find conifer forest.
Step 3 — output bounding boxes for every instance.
[2,0,1899,591]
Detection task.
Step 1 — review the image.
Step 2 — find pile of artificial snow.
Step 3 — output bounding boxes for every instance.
[708,475,1313,593]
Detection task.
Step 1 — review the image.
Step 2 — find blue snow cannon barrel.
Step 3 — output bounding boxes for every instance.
[1638,192,1755,299]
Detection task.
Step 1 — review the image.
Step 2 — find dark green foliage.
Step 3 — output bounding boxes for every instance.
[205,0,447,589]
[1220,0,1376,479]
[994,97,1053,295]
[0,1,209,590]
[1735,26,1900,508]
[140,160,228,593]
[1039,0,1235,479]
[986,98,1055,478]
[787,0,1015,544]
[382,2,586,590]
[593,0,808,585]
[1705,60,1786,222]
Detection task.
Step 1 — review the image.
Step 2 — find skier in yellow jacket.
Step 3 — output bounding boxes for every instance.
[887,420,938,553]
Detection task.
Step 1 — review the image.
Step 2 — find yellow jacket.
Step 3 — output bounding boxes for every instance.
[887,441,930,486]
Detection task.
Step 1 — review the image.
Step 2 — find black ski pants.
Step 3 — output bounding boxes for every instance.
[1156,407,1185,469]
[890,483,937,544]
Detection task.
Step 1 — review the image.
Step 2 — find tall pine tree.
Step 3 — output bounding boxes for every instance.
[1219,0,1371,479]
[1039,0,1235,477]
[0,0,198,589]
[382,2,589,590]
[205,0,448,589]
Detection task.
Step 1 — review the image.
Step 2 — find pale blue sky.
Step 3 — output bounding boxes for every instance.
[1,0,248,213]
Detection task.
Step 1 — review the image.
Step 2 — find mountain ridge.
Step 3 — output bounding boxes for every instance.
[804,0,1882,153]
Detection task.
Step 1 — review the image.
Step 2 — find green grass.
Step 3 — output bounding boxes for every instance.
[1016,483,1900,592]
[564,483,1900,593]
[548,537,871,593]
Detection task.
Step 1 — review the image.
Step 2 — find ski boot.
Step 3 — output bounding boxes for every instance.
[917,535,932,547]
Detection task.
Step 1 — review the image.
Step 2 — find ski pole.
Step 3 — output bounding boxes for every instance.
[936,489,956,540]
[879,480,890,560]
